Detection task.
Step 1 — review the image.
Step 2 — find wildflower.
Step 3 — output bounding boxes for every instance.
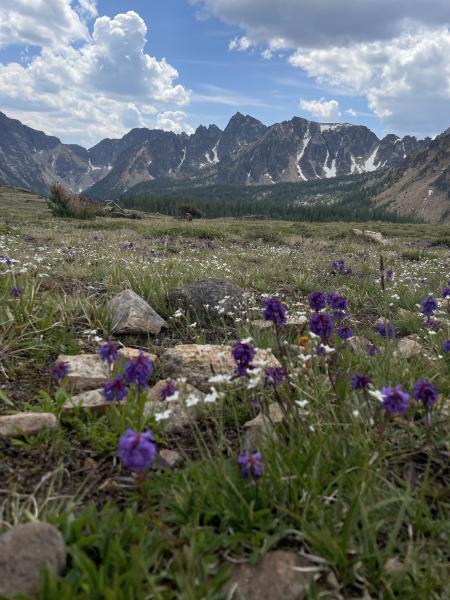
[386,270,394,281]
[413,378,439,408]
[9,287,22,297]
[377,322,396,338]
[351,373,371,390]
[103,374,129,402]
[327,292,348,312]
[50,360,70,381]
[232,340,256,376]
[337,325,353,340]
[381,385,410,415]
[264,367,287,387]
[309,312,333,340]
[263,296,287,326]
[118,428,157,472]
[124,352,153,387]
[443,340,450,352]
[332,259,346,272]
[367,344,381,356]
[159,379,177,400]
[420,295,438,318]
[308,291,327,312]
[99,340,120,365]
[237,450,264,479]
[441,287,450,298]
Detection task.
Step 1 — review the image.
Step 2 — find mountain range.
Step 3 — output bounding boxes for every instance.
[0,110,430,200]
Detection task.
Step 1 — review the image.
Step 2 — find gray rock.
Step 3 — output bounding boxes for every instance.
[61,388,117,415]
[243,403,284,449]
[226,551,324,600]
[168,278,244,320]
[0,522,66,599]
[0,413,58,439]
[158,449,183,468]
[110,289,168,334]
[396,335,425,360]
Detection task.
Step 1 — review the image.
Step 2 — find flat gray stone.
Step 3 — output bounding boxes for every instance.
[396,336,425,359]
[168,278,244,320]
[0,413,58,439]
[110,289,168,334]
[0,522,66,599]
[243,403,284,449]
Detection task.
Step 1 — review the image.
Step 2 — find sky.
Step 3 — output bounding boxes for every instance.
[0,0,449,147]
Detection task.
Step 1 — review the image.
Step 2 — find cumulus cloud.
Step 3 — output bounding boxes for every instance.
[229,36,252,52]
[0,9,190,145]
[299,98,341,121]
[155,111,194,134]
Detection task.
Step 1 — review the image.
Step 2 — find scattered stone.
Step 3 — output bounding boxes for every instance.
[347,335,384,355]
[157,449,184,469]
[62,388,116,415]
[226,551,325,600]
[58,349,157,392]
[0,522,66,599]
[396,335,425,360]
[398,308,416,319]
[168,278,244,320]
[160,344,281,391]
[251,319,272,331]
[0,413,58,439]
[110,289,168,334]
[353,228,388,245]
[243,403,284,449]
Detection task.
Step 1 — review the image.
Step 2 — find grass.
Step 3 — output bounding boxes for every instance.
[0,189,449,599]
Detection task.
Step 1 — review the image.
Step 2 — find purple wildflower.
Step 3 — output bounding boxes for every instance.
[159,379,177,400]
[386,270,394,282]
[264,367,287,387]
[237,450,264,479]
[308,291,327,312]
[443,340,450,352]
[413,378,439,408]
[263,297,287,326]
[124,352,153,387]
[337,325,353,340]
[367,344,381,356]
[381,385,410,415]
[351,373,371,390]
[327,292,348,312]
[332,259,346,272]
[377,322,396,338]
[118,428,157,472]
[441,287,450,298]
[420,295,438,318]
[103,374,129,402]
[232,341,256,377]
[50,361,71,381]
[9,287,22,298]
[99,340,120,365]
[309,312,333,340]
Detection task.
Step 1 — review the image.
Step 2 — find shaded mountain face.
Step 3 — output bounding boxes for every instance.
[375,129,450,223]
[0,110,429,199]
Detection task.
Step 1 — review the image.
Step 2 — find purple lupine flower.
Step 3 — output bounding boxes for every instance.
[118,428,157,472]
[309,312,333,340]
[420,295,438,317]
[337,325,353,340]
[377,322,396,338]
[381,385,410,415]
[351,373,371,390]
[263,297,287,326]
[344,268,353,276]
[237,450,264,479]
[50,360,71,381]
[99,340,120,365]
[206,241,215,250]
[124,352,153,387]
[264,367,287,387]
[232,341,256,377]
[159,379,177,400]
[308,291,327,312]
[413,378,439,408]
[386,270,394,282]
[367,344,381,356]
[327,292,348,312]
[9,287,22,298]
[441,287,450,298]
[443,340,450,352]
[103,374,129,402]
[332,259,346,272]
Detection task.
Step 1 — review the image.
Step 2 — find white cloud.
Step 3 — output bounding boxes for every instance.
[346,108,357,117]
[299,97,341,120]
[155,111,194,134]
[0,9,190,145]
[229,36,252,51]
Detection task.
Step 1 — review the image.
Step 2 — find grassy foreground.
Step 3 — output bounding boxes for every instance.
[0,193,449,599]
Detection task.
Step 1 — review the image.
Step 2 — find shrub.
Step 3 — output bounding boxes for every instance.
[47,183,98,219]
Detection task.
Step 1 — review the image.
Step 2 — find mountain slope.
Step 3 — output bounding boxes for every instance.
[374,128,450,223]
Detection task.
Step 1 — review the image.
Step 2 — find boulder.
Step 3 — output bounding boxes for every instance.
[0,522,66,599]
[168,278,244,320]
[61,388,115,415]
[396,335,425,360]
[110,289,168,334]
[159,344,281,392]
[0,413,58,439]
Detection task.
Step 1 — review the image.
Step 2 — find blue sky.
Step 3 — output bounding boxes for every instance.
[0,1,448,146]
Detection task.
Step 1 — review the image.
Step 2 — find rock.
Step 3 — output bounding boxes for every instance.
[160,344,281,392]
[0,413,58,439]
[58,349,157,392]
[396,335,425,359]
[398,308,416,319]
[0,522,66,599]
[353,228,388,245]
[168,278,244,320]
[158,449,184,468]
[243,403,284,449]
[61,388,116,415]
[251,319,272,331]
[348,335,373,353]
[226,551,323,600]
[110,289,168,334]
